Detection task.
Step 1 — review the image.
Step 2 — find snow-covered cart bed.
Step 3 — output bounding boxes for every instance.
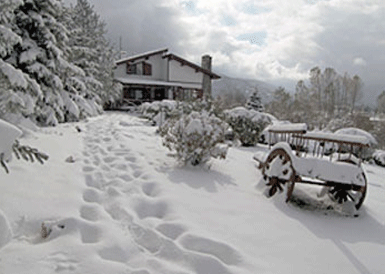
[254,124,370,210]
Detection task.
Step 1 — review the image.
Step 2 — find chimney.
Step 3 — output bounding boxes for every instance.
[201,55,212,100]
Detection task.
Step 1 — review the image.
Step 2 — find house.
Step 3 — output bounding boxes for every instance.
[114,48,221,104]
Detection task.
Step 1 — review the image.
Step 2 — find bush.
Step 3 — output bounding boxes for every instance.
[224,107,272,146]
[373,150,385,167]
[138,100,178,122]
[138,98,226,126]
[159,111,228,166]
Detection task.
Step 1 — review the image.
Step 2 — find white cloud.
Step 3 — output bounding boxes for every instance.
[354,57,367,67]
[84,0,385,96]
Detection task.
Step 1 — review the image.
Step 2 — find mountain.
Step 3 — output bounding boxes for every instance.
[212,76,278,104]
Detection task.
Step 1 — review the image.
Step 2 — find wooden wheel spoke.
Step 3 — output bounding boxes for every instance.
[266,177,286,197]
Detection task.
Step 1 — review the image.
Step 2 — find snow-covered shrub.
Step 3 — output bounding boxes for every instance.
[224,107,272,146]
[159,111,228,166]
[334,127,377,159]
[373,150,385,167]
[139,99,223,126]
[139,100,178,123]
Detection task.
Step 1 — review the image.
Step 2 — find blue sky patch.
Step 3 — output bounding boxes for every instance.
[221,15,237,26]
[180,1,202,15]
[241,2,272,15]
[236,31,267,46]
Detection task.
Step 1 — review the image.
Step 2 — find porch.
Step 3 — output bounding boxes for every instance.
[116,77,203,104]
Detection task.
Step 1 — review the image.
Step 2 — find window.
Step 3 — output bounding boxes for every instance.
[143,62,152,76]
[126,63,137,74]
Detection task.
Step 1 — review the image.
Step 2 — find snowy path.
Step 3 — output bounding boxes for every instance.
[78,113,251,273]
[1,112,385,273]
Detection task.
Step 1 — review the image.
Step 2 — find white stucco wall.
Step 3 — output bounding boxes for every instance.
[168,60,204,85]
[114,53,206,89]
[114,53,168,81]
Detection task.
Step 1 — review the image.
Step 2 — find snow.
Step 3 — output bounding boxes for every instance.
[1,112,385,274]
[0,60,28,88]
[334,127,378,146]
[373,150,385,166]
[185,118,203,135]
[268,123,307,132]
[224,106,273,124]
[0,118,22,161]
[301,131,370,146]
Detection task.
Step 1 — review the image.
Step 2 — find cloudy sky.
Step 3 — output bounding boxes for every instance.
[76,0,384,103]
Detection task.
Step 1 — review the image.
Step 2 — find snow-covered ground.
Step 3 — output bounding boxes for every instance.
[1,112,385,274]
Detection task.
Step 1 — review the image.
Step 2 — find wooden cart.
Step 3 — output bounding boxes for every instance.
[254,124,370,210]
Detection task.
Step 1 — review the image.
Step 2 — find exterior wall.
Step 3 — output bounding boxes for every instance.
[168,60,203,86]
[114,53,167,81]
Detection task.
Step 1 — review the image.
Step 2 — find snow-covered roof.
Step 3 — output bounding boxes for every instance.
[115,77,202,90]
[115,48,169,65]
[115,48,221,79]
[163,53,221,79]
[268,123,307,133]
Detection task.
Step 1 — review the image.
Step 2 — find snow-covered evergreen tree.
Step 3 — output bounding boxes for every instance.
[245,88,264,112]
[0,0,112,125]
[68,0,121,109]
[0,0,42,120]
[12,0,73,125]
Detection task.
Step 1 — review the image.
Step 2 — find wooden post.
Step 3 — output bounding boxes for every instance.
[349,144,353,160]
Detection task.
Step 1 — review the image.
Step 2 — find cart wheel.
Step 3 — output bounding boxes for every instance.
[262,148,295,199]
[330,159,367,210]
[329,172,367,210]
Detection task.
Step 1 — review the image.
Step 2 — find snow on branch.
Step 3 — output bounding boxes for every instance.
[0,119,49,173]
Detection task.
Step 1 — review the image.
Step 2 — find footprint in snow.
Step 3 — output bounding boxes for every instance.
[83,166,95,172]
[178,234,243,266]
[82,188,103,204]
[141,182,161,198]
[80,204,103,222]
[134,199,170,220]
[156,223,187,240]
[103,156,116,164]
[125,156,137,163]
[85,174,102,190]
[104,203,133,223]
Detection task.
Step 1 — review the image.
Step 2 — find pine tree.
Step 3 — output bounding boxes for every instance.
[0,0,106,125]
[245,87,264,112]
[1,0,120,126]
[68,0,121,109]
[0,0,42,120]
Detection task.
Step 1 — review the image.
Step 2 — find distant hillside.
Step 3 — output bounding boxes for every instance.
[212,76,277,104]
